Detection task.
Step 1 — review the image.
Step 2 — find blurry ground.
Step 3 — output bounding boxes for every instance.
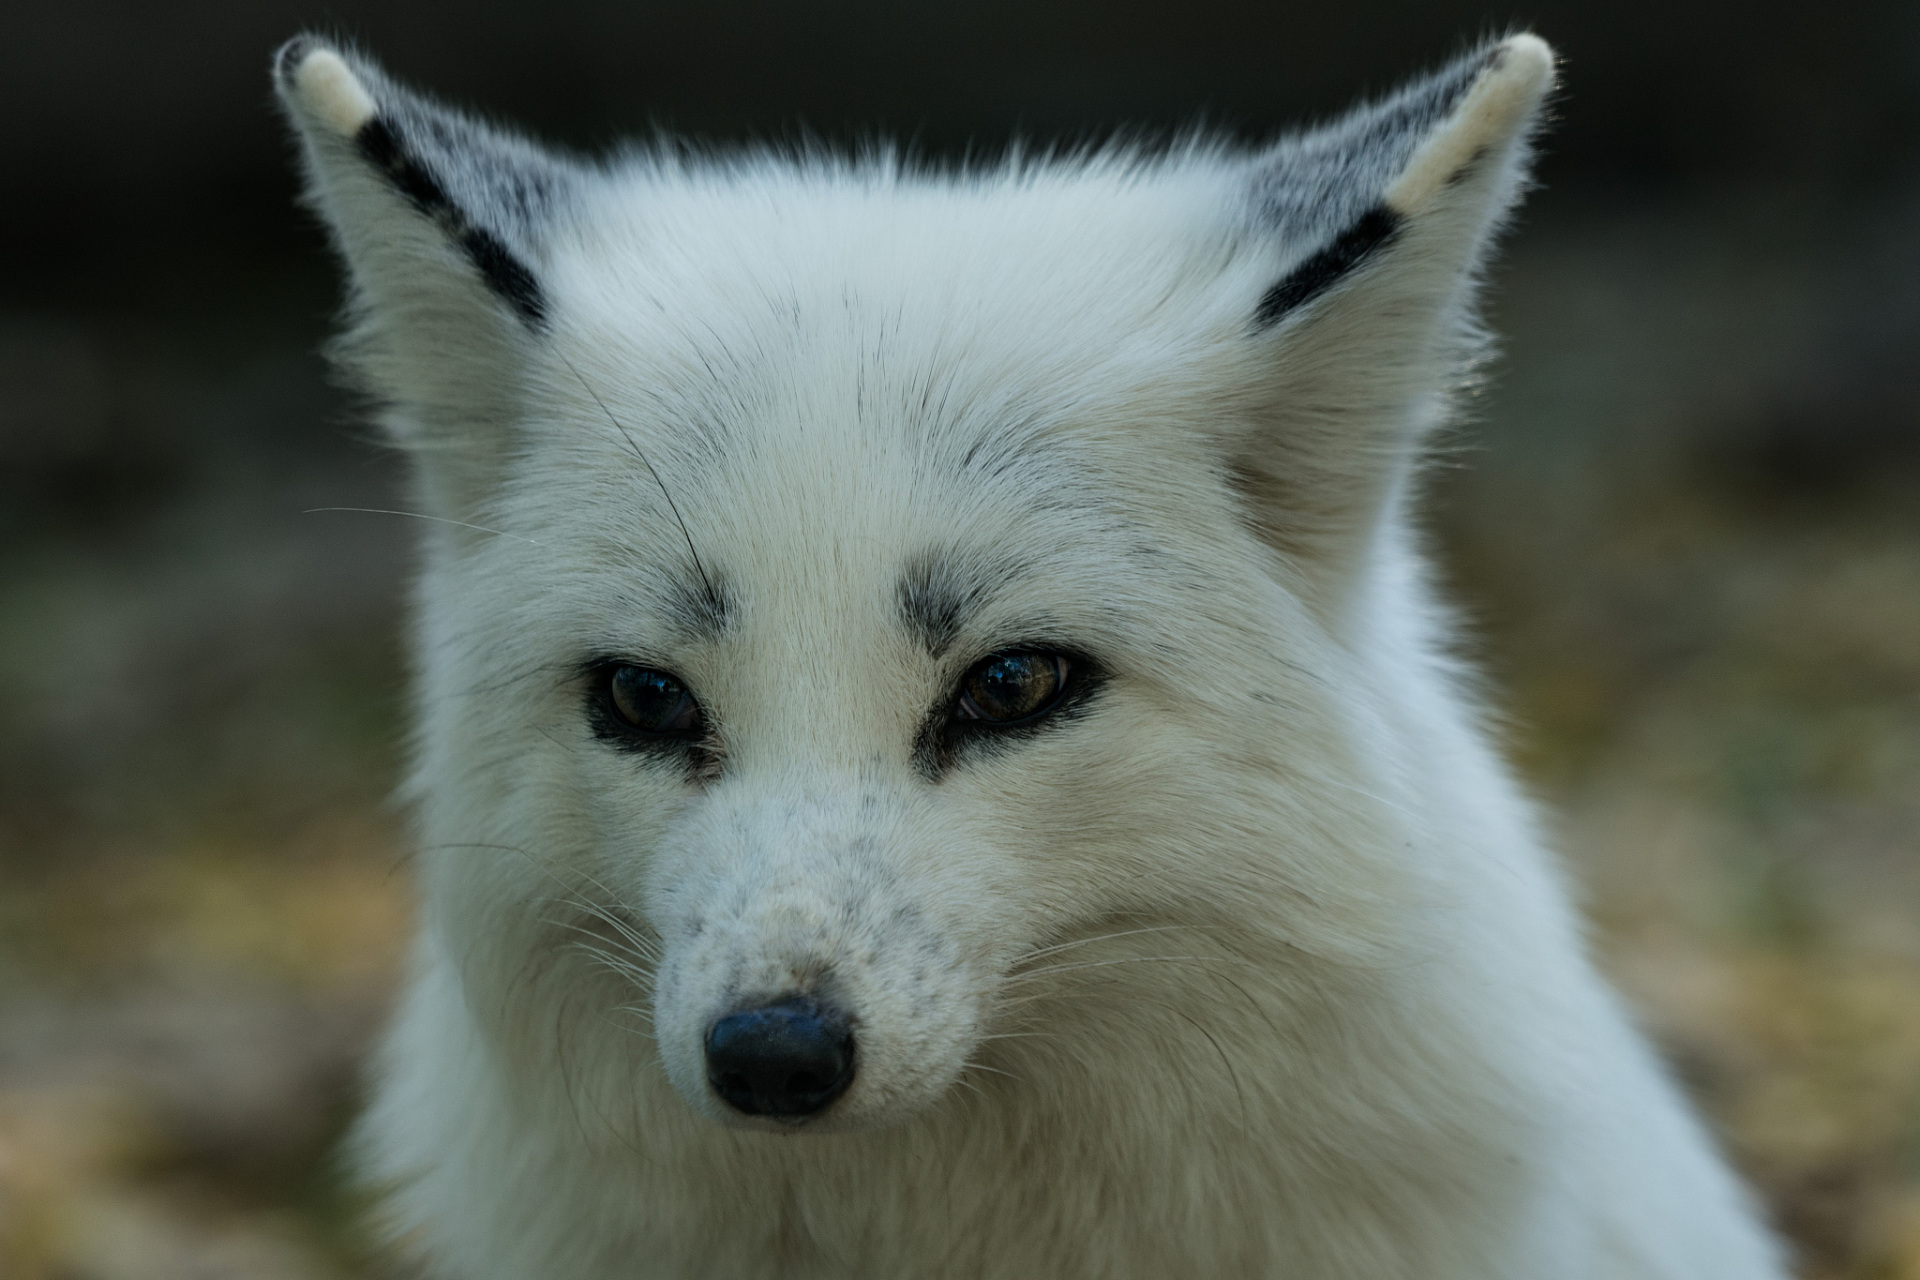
[1,194,1916,1278]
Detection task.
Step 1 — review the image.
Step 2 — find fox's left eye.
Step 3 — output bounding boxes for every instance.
[956,652,1069,724]
[604,665,702,735]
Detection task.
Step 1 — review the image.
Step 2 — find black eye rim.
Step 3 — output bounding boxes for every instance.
[954,650,1073,726]
[915,643,1106,778]
[586,659,705,742]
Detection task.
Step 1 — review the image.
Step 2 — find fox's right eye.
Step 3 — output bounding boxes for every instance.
[603,665,702,735]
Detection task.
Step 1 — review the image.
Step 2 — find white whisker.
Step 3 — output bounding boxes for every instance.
[1003,955,1256,987]
[304,506,544,546]
[1012,924,1202,968]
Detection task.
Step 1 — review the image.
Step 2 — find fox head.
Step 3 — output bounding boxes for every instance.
[278,37,1553,1137]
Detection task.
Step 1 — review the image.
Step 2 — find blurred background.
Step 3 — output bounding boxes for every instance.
[2,2,1917,1275]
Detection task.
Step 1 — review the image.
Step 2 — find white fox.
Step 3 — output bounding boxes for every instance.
[276,33,1787,1279]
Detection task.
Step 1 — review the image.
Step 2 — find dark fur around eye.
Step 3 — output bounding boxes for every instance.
[584,661,716,775]
[915,648,1105,779]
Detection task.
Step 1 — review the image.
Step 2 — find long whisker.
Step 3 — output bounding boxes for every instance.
[577,946,652,987]
[303,506,543,546]
[1011,925,1202,968]
[561,893,664,963]
[557,353,716,603]
[431,841,664,965]
[961,1061,1021,1082]
[1002,955,1257,987]
[613,1004,656,1028]
[546,918,658,975]
[949,1076,988,1103]
[545,911,663,979]
[975,1030,1066,1044]
[547,925,654,982]
[599,1011,656,1048]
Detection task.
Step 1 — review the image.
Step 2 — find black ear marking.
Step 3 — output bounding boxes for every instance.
[353,116,551,328]
[1254,205,1403,328]
[1245,37,1535,331]
[353,117,443,211]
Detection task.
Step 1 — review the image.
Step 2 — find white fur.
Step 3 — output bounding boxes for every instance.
[276,34,1788,1279]
[291,48,376,136]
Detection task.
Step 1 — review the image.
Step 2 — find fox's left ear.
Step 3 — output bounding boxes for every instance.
[1225,35,1555,609]
[274,37,582,517]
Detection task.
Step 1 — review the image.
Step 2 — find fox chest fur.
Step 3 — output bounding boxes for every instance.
[276,34,1786,1280]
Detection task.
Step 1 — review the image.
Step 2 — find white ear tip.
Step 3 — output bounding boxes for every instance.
[1383,33,1556,213]
[1470,33,1556,133]
[287,47,377,137]
[1492,34,1556,96]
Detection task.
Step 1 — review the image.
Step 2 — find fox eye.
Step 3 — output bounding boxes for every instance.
[605,665,701,735]
[956,652,1069,724]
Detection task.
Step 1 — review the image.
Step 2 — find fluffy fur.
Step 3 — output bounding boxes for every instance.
[276,34,1788,1279]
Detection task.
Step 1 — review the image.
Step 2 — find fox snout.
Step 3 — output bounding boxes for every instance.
[646,791,1007,1131]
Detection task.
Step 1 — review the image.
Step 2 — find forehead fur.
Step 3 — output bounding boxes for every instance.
[567,154,1264,347]
[539,154,1276,475]
[474,158,1277,640]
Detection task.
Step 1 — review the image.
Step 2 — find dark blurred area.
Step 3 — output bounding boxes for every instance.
[2,3,1917,1277]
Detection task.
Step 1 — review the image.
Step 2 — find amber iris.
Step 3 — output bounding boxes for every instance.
[957,652,1068,724]
[607,666,700,734]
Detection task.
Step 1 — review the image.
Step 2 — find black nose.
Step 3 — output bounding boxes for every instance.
[704,996,855,1119]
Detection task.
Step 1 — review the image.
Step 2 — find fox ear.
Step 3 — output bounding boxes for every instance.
[1227,35,1555,612]
[274,37,582,516]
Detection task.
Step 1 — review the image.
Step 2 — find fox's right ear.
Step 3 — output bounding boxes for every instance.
[274,37,582,515]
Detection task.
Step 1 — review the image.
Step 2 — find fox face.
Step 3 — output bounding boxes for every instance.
[412,241,1342,1134]
[277,35,1553,1137]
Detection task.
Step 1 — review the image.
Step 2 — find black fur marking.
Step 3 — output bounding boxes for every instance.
[898,557,979,659]
[660,572,732,644]
[353,116,550,328]
[898,551,1022,659]
[1254,205,1403,328]
[354,117,448,213]
[911,648,1106,781]
[458,227,547,325]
